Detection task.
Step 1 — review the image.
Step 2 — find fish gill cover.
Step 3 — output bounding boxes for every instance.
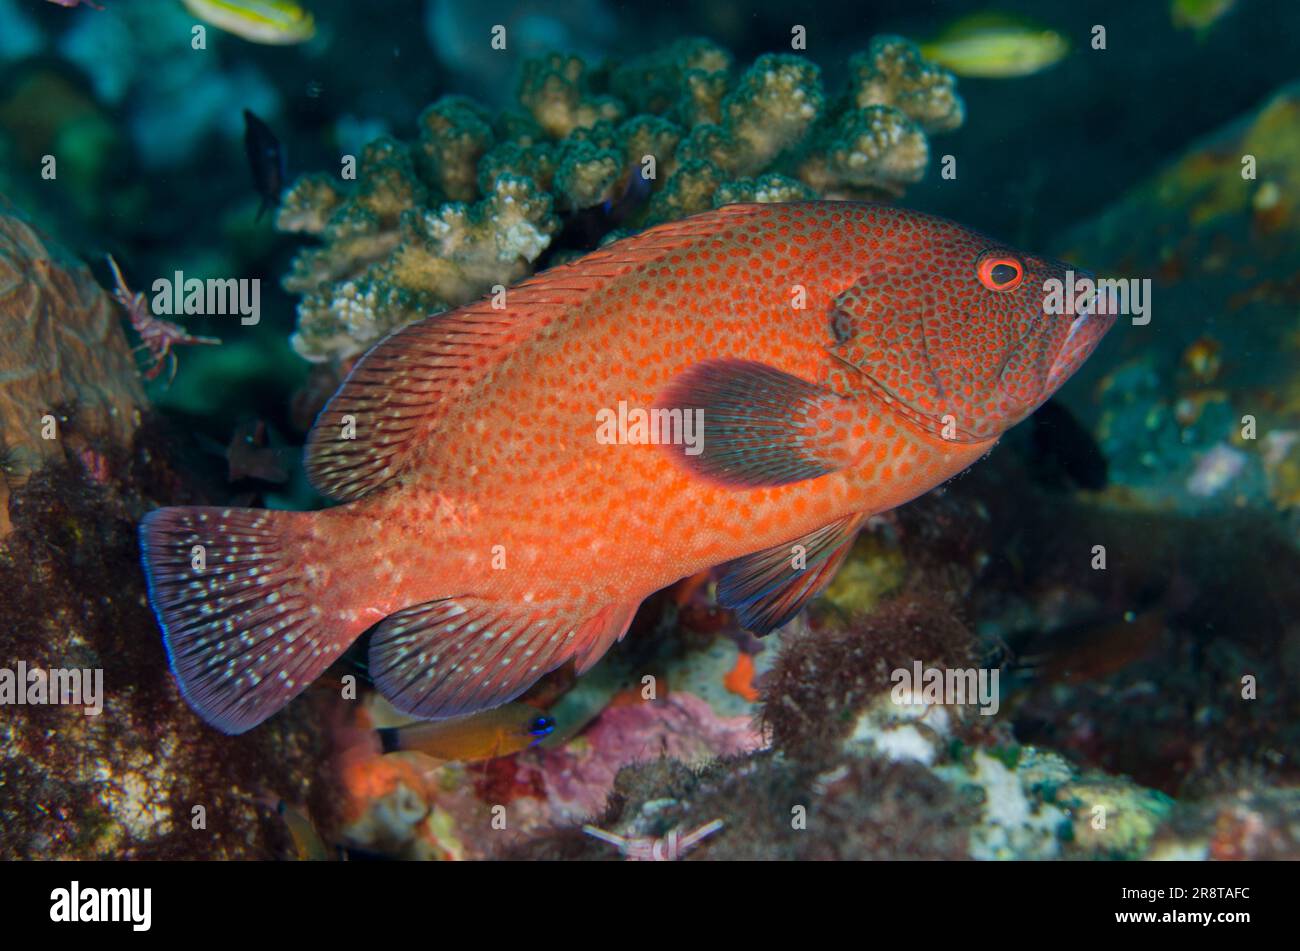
[0,0,1296,896]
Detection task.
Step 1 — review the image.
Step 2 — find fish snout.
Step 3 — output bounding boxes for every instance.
[1043,271,1117,394]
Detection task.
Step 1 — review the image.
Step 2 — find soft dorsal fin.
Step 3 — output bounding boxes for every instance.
[304,204,769,501]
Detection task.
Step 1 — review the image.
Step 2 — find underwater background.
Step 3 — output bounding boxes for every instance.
[1,0,1299,861]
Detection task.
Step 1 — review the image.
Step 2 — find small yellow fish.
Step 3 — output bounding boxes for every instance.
[1181,336,1223,384]
[1171,0,1238,34]
[273,800,332,861]
[180,0,316,45]
[377,703,556,762]
[245,794,334,860]
[920,13,1068,78]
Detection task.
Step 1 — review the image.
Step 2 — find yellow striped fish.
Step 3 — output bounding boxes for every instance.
[180,0,316,45]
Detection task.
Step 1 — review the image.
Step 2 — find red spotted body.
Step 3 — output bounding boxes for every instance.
[140,201,1114,733]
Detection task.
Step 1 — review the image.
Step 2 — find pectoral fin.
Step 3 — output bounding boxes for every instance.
[655,359,859,488]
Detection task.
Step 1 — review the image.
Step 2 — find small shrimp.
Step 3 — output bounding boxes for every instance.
[106,255,220,385]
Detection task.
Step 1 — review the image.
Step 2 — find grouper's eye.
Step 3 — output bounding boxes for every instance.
[977,254,1024,292]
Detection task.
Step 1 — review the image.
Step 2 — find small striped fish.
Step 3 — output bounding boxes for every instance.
[180,0,315,45]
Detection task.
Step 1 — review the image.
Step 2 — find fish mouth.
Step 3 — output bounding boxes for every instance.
[1044,275,1118,394]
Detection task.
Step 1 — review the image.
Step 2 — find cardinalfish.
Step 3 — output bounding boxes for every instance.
[225,419,292,484]
[1013,611,1167,687]
[139,201,1115,734]
[377,703,555,761]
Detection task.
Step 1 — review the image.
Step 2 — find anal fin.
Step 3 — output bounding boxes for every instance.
[369,597,638,719]
[717,512,868,635]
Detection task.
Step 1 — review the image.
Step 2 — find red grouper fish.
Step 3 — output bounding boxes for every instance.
[139,201,1115,733]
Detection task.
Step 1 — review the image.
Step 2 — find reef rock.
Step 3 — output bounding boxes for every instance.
[1054,81,1300,516]
[0,197,342,859]
[0,197,144,538]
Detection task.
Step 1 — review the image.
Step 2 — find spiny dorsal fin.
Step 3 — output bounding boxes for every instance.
[305,204,770,501]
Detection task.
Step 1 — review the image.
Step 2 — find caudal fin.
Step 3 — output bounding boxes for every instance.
[139,506,358,734]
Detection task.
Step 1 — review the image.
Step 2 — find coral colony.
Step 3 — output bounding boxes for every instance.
[277,36,963,362]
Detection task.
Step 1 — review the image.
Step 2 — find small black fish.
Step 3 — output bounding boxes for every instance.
[1029,397,1108,491]
[225,419,292,484]
[552,165,654,253]
[243,109,286,222]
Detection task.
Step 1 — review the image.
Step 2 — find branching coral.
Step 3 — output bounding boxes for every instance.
[278,35,963,363]
[279,140,558,362]
[610,37,733,128]
[848,35,965,135]
[519,53,626,139]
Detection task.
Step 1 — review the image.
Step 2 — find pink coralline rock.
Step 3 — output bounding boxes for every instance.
[0,198,145,537]
[335,676,770,859]
[526,691,768,822]
[335,690,766,859]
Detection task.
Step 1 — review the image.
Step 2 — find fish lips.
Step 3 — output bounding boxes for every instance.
[1043,271,1118,395]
